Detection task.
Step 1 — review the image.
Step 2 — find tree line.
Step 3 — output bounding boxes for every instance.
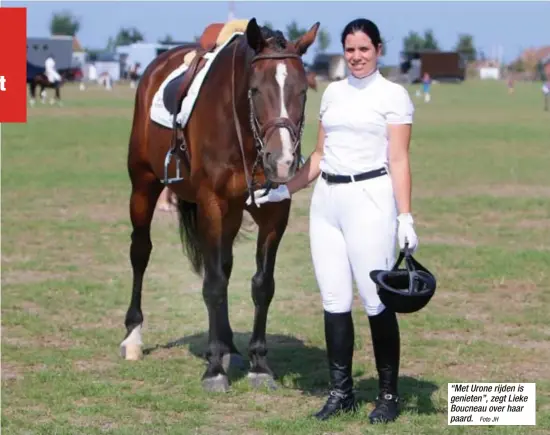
[50,10,478,64]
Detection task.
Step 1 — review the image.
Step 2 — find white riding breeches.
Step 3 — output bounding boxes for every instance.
[46,70,62,83]
[309,172,398,316]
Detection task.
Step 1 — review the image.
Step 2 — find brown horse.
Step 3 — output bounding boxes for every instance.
[28,72,66,106]
[121,18,319,393]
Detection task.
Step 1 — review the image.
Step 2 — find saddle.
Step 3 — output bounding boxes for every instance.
[162,19,249,118]
[162,53,208,116]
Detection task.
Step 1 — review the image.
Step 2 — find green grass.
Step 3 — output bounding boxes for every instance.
[2,78,550,434]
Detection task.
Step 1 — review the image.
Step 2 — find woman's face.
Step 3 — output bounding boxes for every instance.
[343,31,381,78]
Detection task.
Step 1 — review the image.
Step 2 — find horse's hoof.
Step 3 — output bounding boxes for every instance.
[222,353,246,373]
[202,374,230,393]
[120,343,143,361]
[248,372,278,390]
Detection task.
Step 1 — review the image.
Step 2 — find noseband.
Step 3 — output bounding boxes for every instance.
[231,42,307,207]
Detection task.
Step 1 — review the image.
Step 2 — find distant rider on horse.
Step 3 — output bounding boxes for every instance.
[45,54,62,83]
[41,54,63,105]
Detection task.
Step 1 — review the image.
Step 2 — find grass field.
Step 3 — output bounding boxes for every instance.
[2,78,550,435]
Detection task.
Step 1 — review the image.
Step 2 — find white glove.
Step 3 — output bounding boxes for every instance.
[246,185,290,207]
[397,213,419,253]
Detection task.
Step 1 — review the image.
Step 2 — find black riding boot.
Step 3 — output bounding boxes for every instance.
[367,308,401,424]
[314,311,357,421]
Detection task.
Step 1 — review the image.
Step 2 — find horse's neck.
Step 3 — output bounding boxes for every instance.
[226,37,253,107]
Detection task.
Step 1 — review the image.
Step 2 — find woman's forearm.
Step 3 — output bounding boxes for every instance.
[389,157,412,214]
[286,150,323,195]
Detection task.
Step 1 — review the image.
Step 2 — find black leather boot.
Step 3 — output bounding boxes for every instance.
[314,311,358,421]
[367,308,401,424]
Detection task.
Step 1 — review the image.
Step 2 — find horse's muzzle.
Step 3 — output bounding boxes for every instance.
[263,150,299,183]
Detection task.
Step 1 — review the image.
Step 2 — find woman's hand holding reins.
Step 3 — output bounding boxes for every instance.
[246,185,290,207]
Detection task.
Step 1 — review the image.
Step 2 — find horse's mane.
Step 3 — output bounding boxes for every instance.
[259,27,288,52]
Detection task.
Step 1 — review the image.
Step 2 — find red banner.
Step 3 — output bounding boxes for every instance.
[0,7,27,123]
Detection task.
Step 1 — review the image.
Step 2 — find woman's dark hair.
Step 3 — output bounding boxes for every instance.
[340,18,382,48]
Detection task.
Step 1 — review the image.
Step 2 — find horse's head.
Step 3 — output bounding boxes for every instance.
[245,18,319,183]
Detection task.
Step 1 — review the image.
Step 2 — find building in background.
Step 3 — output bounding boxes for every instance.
[26,35,74,80]
[115,41,192,77]
[310,53,347,81]
[400,50,466,83]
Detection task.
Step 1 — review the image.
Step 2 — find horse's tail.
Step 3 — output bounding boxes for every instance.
[175,198,204,276]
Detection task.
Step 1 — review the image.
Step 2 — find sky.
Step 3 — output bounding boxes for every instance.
[5,1,550,65]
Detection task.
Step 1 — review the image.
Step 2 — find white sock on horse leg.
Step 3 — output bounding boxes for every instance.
[120,324,143,360]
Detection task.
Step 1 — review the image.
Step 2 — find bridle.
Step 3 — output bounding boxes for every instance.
[231,39,307,207]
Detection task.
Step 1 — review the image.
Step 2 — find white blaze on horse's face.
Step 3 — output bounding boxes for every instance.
[274,62,294,176]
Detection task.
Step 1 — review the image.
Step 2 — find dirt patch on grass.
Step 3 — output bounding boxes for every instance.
[285,215,310,235]
[516,219,550,230]
[2,325,78,350]
[68,415,121,432]
[67,202,127,224]
[75,312,127,331]
[72,358,118,373]
[421,234,478,247]
[418,184,550,199]
[29,106,131,119]
[1,361,25,381]
[1,271,71,286]
[480,279,540,308]
[206,390,319,431]
[475,184,550,198]
[422,329,549,353]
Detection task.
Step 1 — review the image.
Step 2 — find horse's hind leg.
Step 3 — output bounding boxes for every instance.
[246,201,291,390]
[54,82,62,106]
[120,166,163,360]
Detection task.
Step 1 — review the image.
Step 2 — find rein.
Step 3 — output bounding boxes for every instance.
[231,41,256,207]
[231,39,307,207]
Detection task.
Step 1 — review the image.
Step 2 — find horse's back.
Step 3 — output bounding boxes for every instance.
[133,43,200,123]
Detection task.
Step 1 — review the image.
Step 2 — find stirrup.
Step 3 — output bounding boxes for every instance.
[162,150,185,184]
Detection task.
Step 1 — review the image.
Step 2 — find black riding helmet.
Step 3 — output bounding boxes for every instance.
[370,245,436,313]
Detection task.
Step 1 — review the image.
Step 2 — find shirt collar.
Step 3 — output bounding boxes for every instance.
[347,69,380,89]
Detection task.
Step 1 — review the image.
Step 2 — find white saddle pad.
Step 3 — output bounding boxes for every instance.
[150,32,243,129]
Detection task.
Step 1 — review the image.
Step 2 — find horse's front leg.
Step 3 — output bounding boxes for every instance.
[40,85,47,104]
[197,193,243,392]
[29,83,36,106]
[246,200,291,390]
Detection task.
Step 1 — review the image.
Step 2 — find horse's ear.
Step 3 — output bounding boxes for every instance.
[246,18,265,53]
[294,22,320,56]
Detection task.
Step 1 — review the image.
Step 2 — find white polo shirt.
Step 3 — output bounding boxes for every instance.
[319,70,414,175]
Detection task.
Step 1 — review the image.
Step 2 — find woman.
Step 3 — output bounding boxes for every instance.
[247,18,418,424]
